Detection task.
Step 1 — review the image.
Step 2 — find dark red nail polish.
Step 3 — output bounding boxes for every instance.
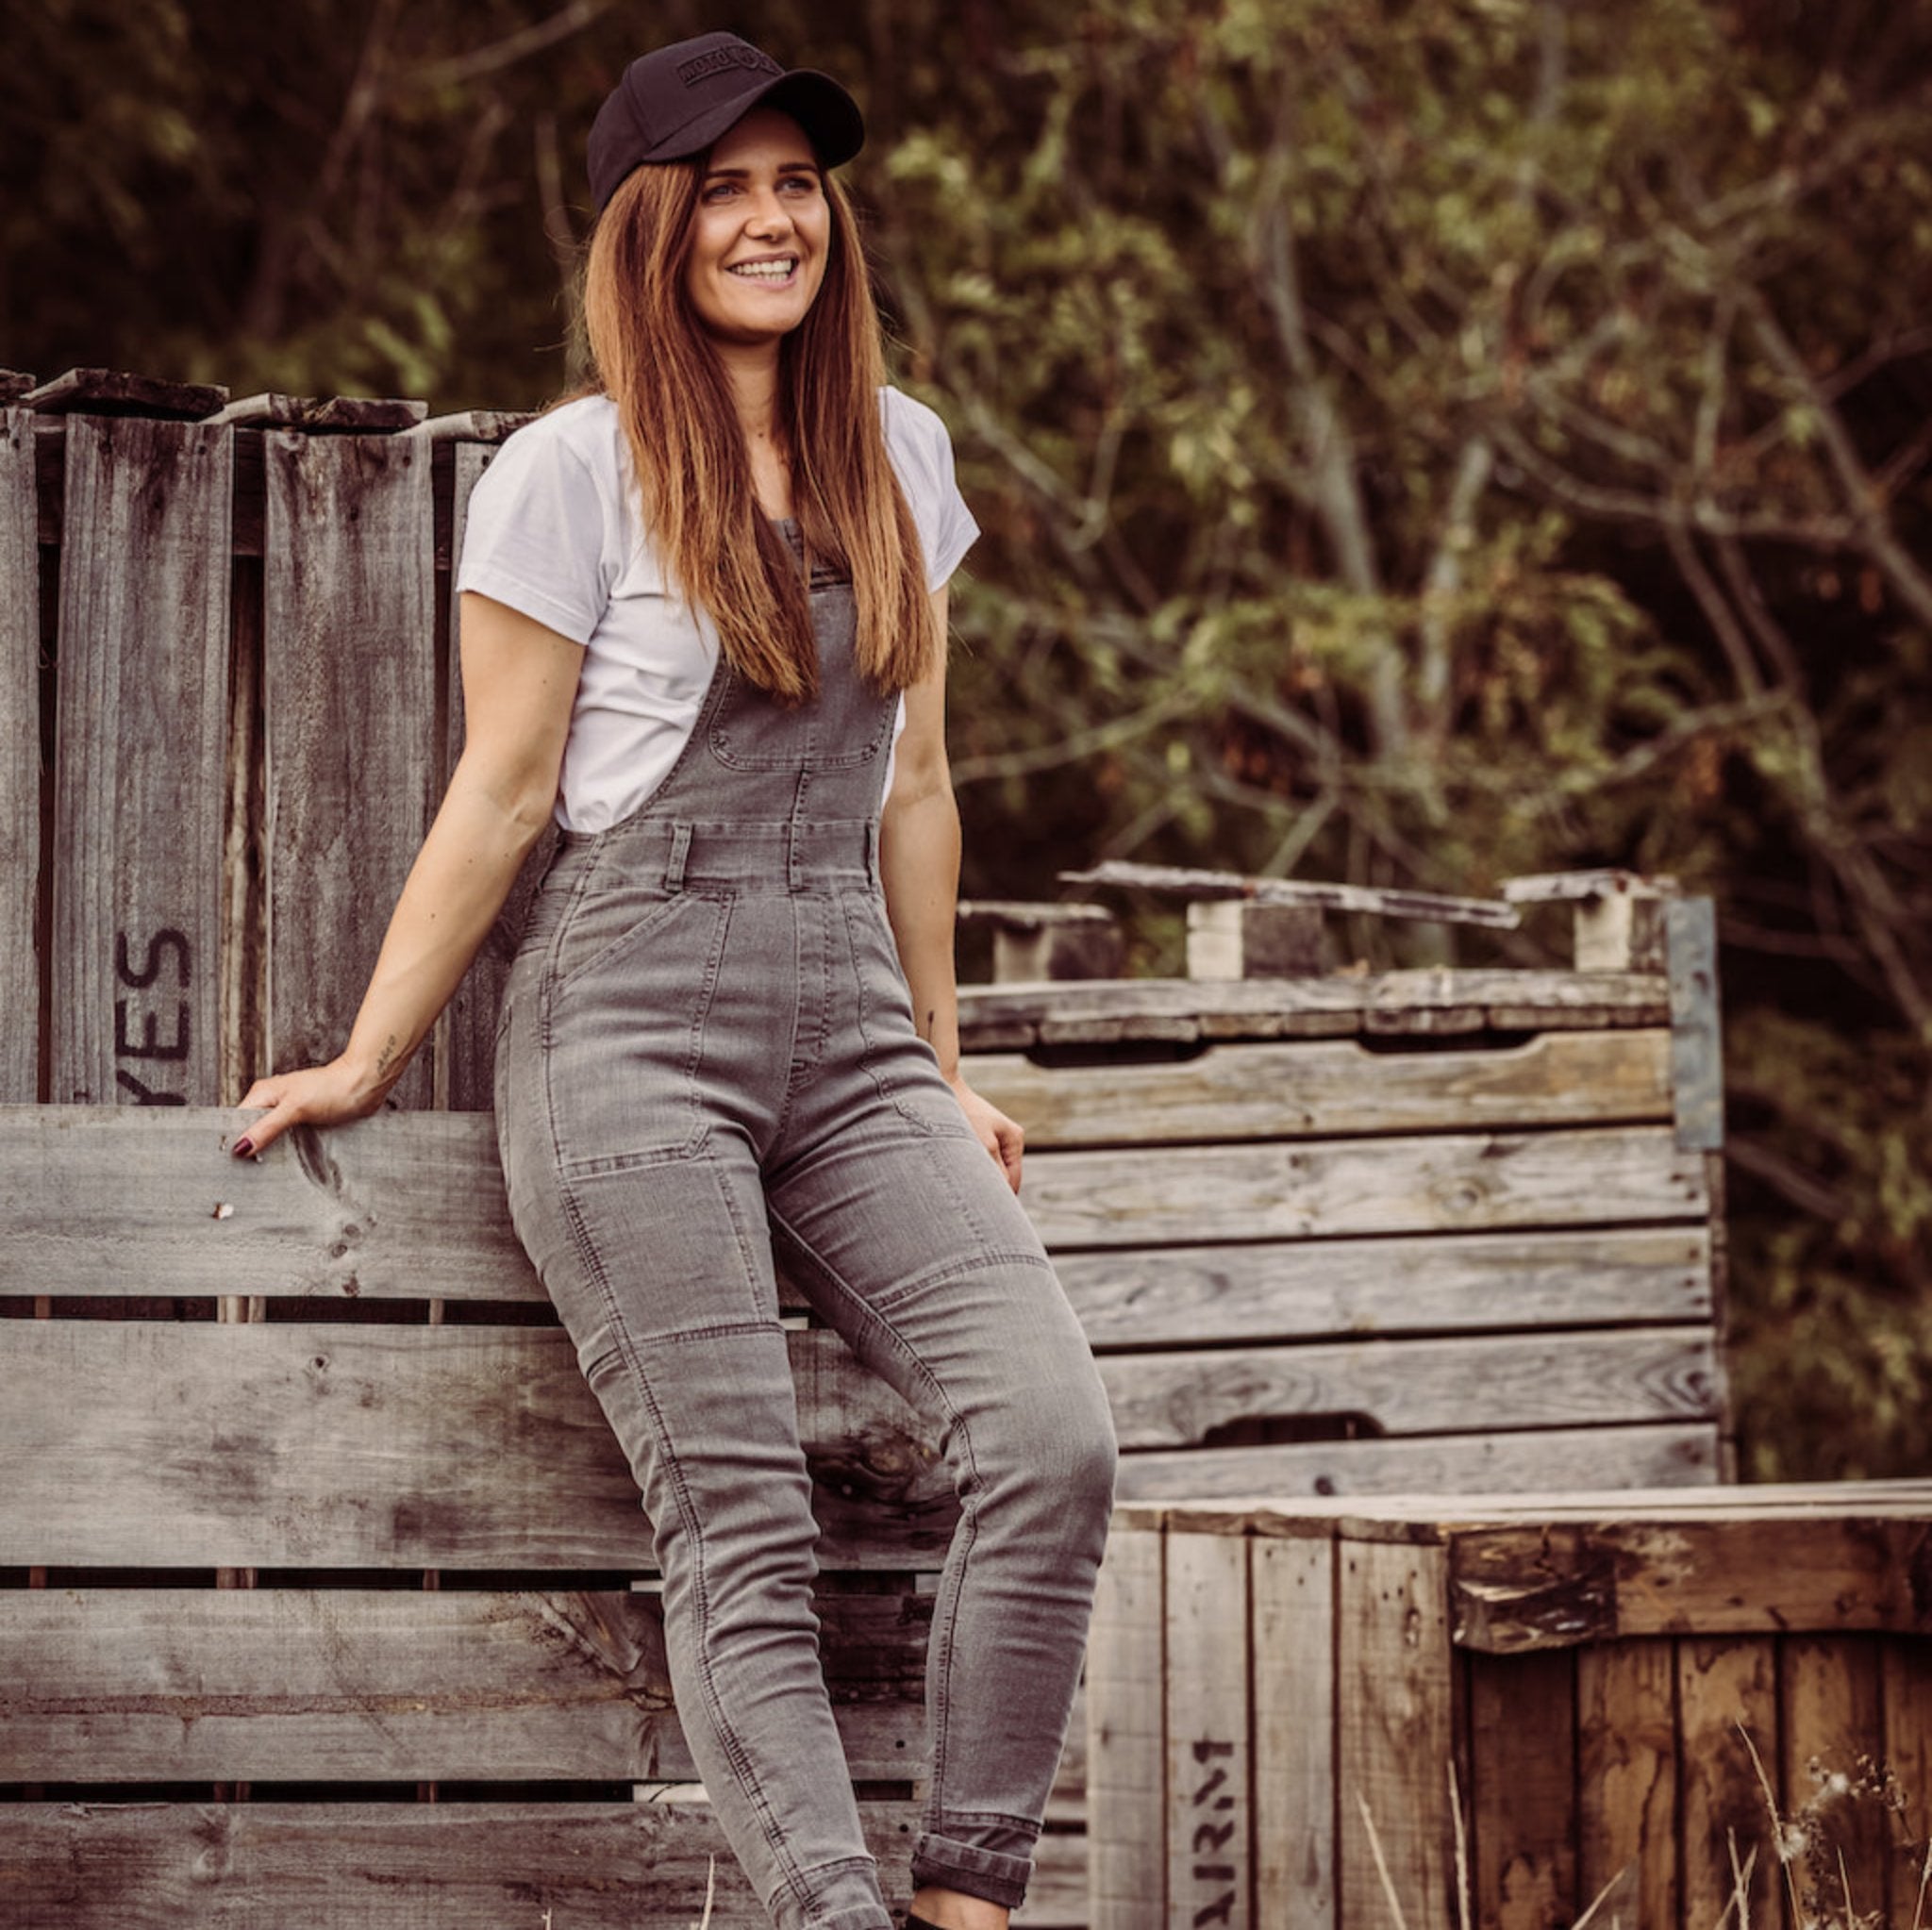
[233,1137,254,1159]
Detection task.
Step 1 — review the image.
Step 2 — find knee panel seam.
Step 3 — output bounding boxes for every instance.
[552,1179,816,1914]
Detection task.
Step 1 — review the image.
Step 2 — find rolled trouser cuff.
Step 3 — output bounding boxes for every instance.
[909,1820,1037,1910]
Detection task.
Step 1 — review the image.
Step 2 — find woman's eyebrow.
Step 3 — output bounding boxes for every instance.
[701,160,822,181]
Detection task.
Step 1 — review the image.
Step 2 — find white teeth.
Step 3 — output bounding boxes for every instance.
[729,259,796,279]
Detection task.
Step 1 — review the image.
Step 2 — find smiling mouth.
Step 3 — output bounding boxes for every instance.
[728,258,799,281]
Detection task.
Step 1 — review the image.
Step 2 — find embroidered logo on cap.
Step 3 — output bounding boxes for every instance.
[678,45,783,87]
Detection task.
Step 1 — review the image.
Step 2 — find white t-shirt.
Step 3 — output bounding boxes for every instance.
[455,386,979,832]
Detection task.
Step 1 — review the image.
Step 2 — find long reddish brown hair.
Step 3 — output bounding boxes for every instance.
[578,150,938,704]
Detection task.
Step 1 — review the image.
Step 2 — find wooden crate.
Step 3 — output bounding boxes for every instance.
[1085,1486,1932,1930]
[958,944,1730,1502]
[0,370,1727,1927]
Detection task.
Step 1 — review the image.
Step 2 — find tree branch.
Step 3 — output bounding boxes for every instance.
[1725,1136,1848,1223]
[1494,424,1856,547]
[1664,521,1766,699]
[1742,292,1932,631]
[409,0,620,91]
[949,690,1193,786]
[1416,435,1493,736]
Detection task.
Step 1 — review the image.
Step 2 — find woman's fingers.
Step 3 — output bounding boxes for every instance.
[232,1097,295,1160]
[991,1112,1024,1193]
[946,1076,1026,1194]
[232,1083,307,1160]
[230,1062,373,1158]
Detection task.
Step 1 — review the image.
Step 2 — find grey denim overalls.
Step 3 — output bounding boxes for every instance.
[493,531,1118,1930]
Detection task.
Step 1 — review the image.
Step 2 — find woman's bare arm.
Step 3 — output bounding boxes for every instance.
[878,587,1025,1190]
[234,592,582,1156]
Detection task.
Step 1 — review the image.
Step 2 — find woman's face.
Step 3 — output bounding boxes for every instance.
[683,108,830,349]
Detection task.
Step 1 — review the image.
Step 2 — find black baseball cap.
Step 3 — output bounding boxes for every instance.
[588,32,865,213]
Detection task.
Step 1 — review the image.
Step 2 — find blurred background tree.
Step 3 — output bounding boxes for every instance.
[5,0,1928,1479]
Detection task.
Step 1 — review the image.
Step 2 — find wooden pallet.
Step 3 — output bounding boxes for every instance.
[1087,1485,1932,1930]
[1,375,1734,1927]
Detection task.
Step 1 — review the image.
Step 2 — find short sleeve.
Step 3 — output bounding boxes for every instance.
[455,411,616,644]
[879,387,980,591]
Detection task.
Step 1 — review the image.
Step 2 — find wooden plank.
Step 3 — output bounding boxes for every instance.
[0,1107,539,1301]
[1451,1516,1932,1650]
[1100,1328,1723,1451]
[1503,869,1676,907]
[50,415,232,1106]
[1253,1535,1335,1929]
[0,1587,924,1782]
[0,369,35,402]
[1467,1648,1576,1930]
[968,1030,1674,1147]
[1134,1485,1932,1543]
[262,431,436,1104]
[1047,1680,1089,1824]
[1055,1227,1711,1349]
[1576,1640,1677,1930]
[1061,860,1520,930]
[1706,1148,1735,1480]
[4,1798,920,1928]
[1116,1426,1722,1505]
[1163,1531,1252,1929]
[0,1319,944,1572]
[959,899,1118,928]
[1308,1483,1932,1532]
[1022,1127,1708,1246]
[1882,1637,1932,1930]
[0,1108,1716,1304]
[0,1323,1724,1570]
[1779,1636,1888,1928]
[1016,1828,1091,1927]
[25,367,227,418]
[958,973,1671,1050]
[441,440,556,1112]
[0,408,38,1102]
[1665,899,1724,1152]
[1676,1636,1780,1930]
[1087,1524,1165,1930]
[1337,1537,1456,1930]
[402,408,541,443]
[204,394,427,432]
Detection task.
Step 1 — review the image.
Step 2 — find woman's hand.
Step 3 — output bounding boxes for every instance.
[232,1056,390,1159]
[947,1073,1024,1193]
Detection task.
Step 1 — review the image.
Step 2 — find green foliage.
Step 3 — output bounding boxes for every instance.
[5,0,1930,1476]
[1727,1010,1932,1478]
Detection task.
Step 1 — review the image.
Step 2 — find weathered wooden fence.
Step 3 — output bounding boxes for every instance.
[1,369,1732,1927]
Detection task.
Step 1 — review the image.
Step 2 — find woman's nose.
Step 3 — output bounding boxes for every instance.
[744,191,794,235]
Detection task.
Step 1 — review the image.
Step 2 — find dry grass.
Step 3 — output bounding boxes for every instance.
[536,1853,716,1928]
[1360,1732,1931,1930]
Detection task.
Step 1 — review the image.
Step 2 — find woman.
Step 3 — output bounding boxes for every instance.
[234,33,1117,1930]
